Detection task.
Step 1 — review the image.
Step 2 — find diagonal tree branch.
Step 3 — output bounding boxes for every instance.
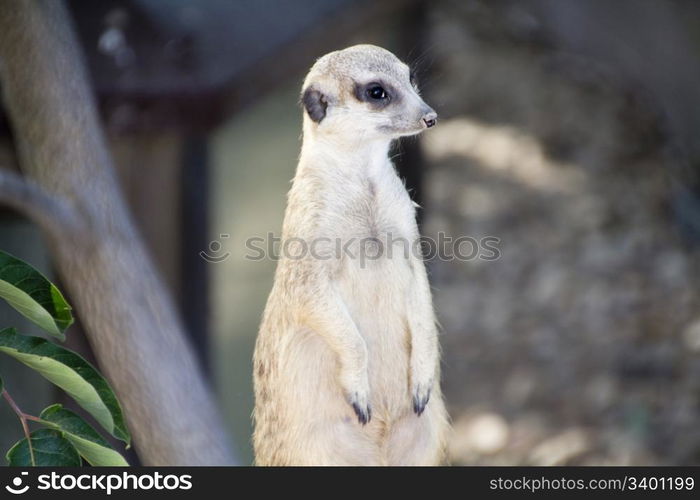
[0,0,235,465]
[0,168,85,237]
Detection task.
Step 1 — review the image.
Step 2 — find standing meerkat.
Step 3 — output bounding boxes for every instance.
[253,44,449,465]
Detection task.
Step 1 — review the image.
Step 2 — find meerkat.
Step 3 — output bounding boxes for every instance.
[253,44,449,465]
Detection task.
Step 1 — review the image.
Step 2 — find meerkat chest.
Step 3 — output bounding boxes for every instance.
[329,171,416,247]
[330,169,416,375]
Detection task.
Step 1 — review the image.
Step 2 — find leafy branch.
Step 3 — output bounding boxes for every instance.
[1,384,41,465]
[0,249,130,466]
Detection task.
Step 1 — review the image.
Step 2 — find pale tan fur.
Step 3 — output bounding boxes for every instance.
[253,45,449,465]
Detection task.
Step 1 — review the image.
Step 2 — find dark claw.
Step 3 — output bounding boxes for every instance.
[351,400,371,425]
[412,388,431,416]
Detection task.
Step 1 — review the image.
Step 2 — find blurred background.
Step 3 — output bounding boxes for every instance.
[2,0,700,465]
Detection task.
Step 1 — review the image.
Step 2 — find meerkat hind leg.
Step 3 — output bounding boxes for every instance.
[385,398,448,465]
[282,327,384,465]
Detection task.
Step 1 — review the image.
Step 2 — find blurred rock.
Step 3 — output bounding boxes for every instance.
[529,428,590,465]
[682,319,700,353]
[449,412,510,462]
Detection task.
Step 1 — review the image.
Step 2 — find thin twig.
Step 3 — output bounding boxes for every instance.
[1,389,36,465]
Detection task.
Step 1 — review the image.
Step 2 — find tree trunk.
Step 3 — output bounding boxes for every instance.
[0,0,235,465]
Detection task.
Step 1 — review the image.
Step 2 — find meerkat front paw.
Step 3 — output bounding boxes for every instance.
[349,391,372,425]
[412,381,432,416]
[410,361,434,416]
[341,370,372,425]
[410,338,438,416]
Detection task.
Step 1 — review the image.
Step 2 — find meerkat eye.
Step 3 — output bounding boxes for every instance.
[366,85,388,100]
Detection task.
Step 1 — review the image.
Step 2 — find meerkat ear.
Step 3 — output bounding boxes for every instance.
[301,87,327,123]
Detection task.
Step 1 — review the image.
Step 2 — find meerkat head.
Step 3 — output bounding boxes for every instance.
[300,45,437,141]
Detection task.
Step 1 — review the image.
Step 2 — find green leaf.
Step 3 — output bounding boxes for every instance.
[38,404,128,466]
[0,375,3,393]
[0,328,130,444]
[0,250,73,340]
[6,428,81,466]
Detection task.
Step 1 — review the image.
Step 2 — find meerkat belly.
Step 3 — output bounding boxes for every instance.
[335,218,416,417]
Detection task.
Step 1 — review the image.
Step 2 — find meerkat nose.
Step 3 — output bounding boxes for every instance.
[422,110,437,128]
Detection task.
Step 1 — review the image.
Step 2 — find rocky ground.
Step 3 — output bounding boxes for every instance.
[422,0,700,465]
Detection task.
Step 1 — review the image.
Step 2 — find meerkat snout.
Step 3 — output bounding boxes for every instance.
[301,44,437,138]
[422,110,438,128]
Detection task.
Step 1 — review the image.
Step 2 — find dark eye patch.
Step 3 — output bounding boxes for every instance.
[353,80,398,109]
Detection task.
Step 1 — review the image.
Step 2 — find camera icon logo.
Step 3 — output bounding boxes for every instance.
[200,234,231,263]
[5,471,29,495]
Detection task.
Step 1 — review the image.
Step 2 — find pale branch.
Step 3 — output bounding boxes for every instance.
[0,168,86,238]
[0,0,236,464]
